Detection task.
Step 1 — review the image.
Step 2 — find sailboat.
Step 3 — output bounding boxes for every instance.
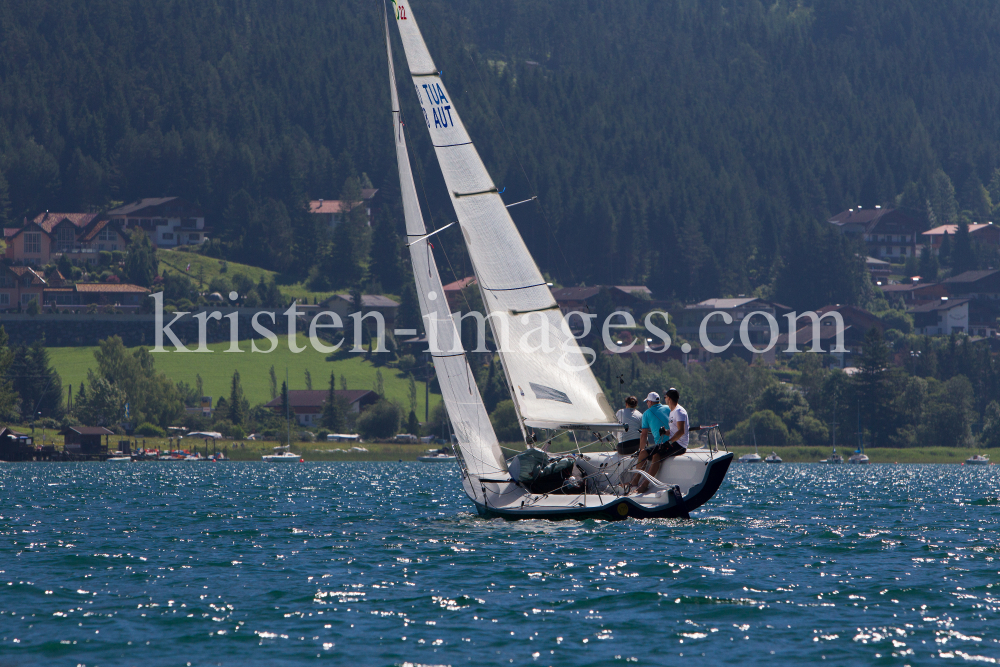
[738,430,762,463]
[383,1,732,519]
[820,400,844,464]
[848,406,870,464]
[764,451,782,463]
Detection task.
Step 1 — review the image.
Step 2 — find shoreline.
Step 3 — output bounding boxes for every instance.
[2,440,993,464]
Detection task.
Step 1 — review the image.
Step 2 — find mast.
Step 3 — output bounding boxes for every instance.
[382,0,506,480]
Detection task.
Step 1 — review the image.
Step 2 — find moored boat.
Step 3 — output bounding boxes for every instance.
[966,454,990,465]
[262,445,302,463]
[765,451,782,463]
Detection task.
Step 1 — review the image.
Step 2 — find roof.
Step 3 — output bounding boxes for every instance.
[943,270,1000,285]
[442,276,478,292]
[614,286,653,297]
[309,189,378,214]
[73,283,150,294]
[79,218,125,242]
[264,389,377,409]
[689,297,760,309]
[8,266,46,285]
[907,298,970,313]
[551,286,601,301]
[65,426,114,435]
[31,212,99,233]
[326,294,399,308]
[106,197,180,216]
[923,224,996,236]
[3,228,17,238]
[827,207,921,232]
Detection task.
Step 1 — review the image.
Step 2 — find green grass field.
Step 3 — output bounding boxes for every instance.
[155,249,346,304]
[48,333,440,417]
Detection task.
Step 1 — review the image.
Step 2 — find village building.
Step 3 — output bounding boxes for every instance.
[318,294,400,328]
[922,223,1000,255]
[442,276,478,311]
[264,390,379,427]
[776,305,883,367]
[308,189,378,230]
[550,285,653,316]
[0,265,47,310]
[673,297,792,361]
[865,256,891,280]
[942,270,1000,337]
[828,206,924,259]
[105,197,209,248]
[61,426,114,458]
[879,281,950,306]
[907,298,970,336]
[44,283,151,311]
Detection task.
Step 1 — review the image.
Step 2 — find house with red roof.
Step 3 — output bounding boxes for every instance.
[922,223,1000,255]
[309,189,378,230]
[0,265,47,310]
[264,390,379,427]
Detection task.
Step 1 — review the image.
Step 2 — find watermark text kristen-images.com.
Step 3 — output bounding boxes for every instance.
[149,292,848,368]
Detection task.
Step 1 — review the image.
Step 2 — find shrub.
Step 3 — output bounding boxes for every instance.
[356,400,402,441]
[490,400,522,443]
[135,422,167,437]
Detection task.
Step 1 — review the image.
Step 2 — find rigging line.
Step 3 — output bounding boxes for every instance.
[505,196,537,209]
[481,281,549,292]
[405,221,456,247]
[463,48,574,281]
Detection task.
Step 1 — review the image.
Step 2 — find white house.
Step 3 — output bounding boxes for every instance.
[106,197,209,248]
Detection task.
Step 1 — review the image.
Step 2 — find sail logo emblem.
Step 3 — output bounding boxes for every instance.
[415,82,454,130]
[391,1,407,20]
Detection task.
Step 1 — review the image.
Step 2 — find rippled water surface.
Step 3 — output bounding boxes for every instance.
[1,462,998,666]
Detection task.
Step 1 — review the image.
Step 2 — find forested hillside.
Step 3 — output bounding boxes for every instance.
[2,0,1000,303]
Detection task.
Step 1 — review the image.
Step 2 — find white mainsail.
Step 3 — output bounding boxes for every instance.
[383,4,506,480]
[393,1,618,432]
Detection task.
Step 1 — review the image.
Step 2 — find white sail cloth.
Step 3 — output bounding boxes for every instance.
[394,2,618,431]
[384,5,506,479]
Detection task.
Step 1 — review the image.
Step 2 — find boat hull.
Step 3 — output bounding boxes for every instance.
[472,451,733,521]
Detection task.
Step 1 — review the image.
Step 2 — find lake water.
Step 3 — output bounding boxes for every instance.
[0,462,997,666]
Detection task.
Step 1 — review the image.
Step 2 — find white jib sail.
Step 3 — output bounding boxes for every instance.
[384,5,507,480]
[393,1,618,432]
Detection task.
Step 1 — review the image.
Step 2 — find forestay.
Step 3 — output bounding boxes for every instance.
[393,1,618,432]
[383,5,506,479]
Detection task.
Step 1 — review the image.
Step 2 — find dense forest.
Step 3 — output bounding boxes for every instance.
[2,0,1000,303]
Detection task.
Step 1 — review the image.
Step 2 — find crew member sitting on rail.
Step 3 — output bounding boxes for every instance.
[632,388,688,494]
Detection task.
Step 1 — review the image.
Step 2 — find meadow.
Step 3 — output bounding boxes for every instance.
[156,249,366,304]
[47,333,441,417]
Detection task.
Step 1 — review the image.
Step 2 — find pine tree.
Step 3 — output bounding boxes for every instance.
[854,327,893,447]
[0,168,11,228]
[304,369,312,390]
[368,212,402,294]
[280,380,289,421]
[918,245,939,279]
[269,365,278,400]
[397,280,421,332]
[123,229,157,287]
[952,223,976,274]
[321,371,345,432]
[0,327,16,418]
[939,231,953,267]
[228,370,248,427]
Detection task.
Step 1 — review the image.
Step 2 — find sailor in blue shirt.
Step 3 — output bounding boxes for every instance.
[630,389,688,493]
